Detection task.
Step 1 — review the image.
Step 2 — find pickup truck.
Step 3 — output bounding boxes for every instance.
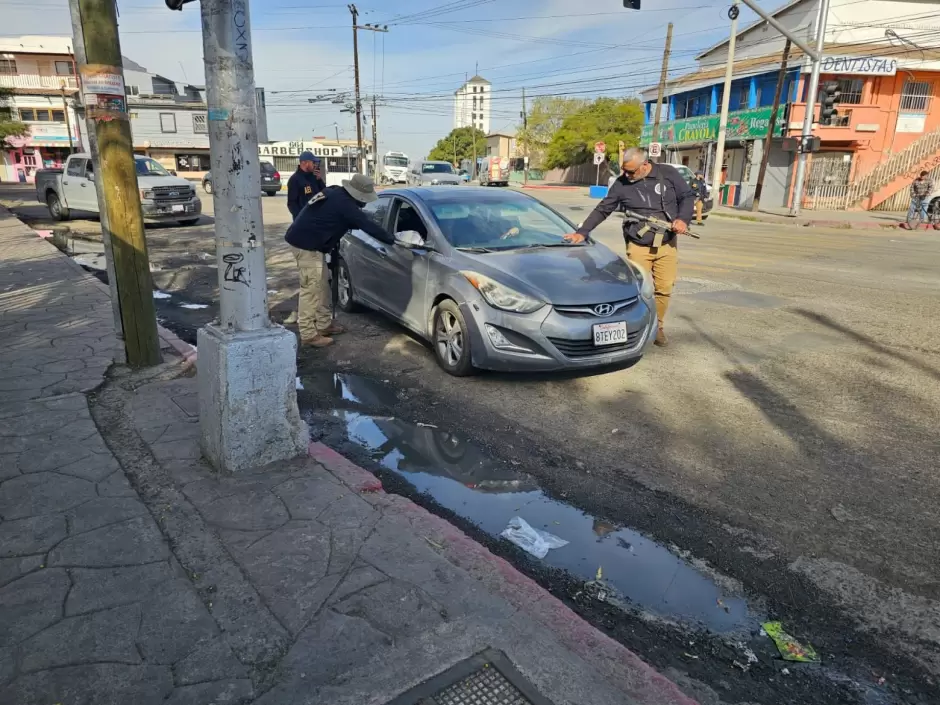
[35,153,203,226]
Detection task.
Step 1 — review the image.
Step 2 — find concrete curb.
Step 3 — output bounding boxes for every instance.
[710,210,902,231]
[308,440,699,705]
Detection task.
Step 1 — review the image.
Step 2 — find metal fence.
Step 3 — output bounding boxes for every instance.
[802,152,852,210]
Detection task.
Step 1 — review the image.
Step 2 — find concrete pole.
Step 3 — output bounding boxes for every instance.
[752,40,791,212]
[789,0,830,216]
[68,0,160,367]
[350,4,364,174]
[711,2,739,199]
[651,22,673,155]
[371,95,378,178]
[522,87,529,186]
[60,87,75,153]
[196,0,307,472]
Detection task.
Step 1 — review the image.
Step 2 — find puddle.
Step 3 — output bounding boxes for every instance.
[320,395,760,633]
[300,371,401,408]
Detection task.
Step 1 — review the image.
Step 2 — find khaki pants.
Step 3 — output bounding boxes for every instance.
[694,198,704,224]
[291,247,332,340]
[627,240,678,328]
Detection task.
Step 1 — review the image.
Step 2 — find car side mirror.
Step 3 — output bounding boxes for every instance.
[394,230,426,248]
[169,169,177,176]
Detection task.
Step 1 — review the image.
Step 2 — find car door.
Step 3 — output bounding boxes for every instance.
[345,195,392,310]
[62,157,90,211]
[376,197,431,331]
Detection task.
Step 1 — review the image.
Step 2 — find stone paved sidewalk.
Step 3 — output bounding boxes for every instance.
[0,206,696,704]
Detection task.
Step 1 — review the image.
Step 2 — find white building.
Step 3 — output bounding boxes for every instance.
[453,75,490,134]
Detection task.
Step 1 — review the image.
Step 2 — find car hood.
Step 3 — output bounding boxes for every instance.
[420,174,461,184]
[457,243,640,306]
[138,175,194,188]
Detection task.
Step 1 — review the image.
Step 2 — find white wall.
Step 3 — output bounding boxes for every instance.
[128,105,210,150]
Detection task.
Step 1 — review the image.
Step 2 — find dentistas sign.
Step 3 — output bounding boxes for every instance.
[817,56,897,76]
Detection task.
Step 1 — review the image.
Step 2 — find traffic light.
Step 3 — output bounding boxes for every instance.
[820,81,841,126]
[623,0,641,8]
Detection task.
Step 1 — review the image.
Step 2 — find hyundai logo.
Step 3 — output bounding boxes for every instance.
[168,191,179,197]
[592,303,614,316]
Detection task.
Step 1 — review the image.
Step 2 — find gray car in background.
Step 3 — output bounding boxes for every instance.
[336,187,657,376]
[407,160,463,186]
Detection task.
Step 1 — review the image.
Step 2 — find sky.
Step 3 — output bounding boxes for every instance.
[1,0,775,158]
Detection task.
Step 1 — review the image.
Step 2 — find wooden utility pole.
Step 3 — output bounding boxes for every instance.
[651,22,673,153]
[348,6,387,175]
[521,87,528,186]
[67,0,160,367]
[60,85,74,153]
[712,1,740,198]
[752,39,791,212]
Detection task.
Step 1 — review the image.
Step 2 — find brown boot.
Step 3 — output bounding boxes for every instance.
[654,328,668,347]
[321,321,346,336]
[301,334,334,348]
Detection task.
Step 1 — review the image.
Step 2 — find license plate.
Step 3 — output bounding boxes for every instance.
[171,204,184,212]
[592,321,628,346]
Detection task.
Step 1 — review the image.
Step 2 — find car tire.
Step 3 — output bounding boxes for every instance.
[431,299,474,377]
[178,219,200,226]
[47,193,70,221]
[336,257,361,313]
[203,181,212,194]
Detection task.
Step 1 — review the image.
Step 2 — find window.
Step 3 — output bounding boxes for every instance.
[126,85,139,96]
[362,196,391,228]
[159,113,177,133]
[66,158,85,177]
[0,60,16,75]
[35,110,50,121]
[19,109,36,121]
[837,78,863,105]
[472,112,476,120]
[473,86,478,93]
[392,200,428,239]
[54,61,74,75]
[472,96,477,109]
[737,85,750,109]
[192,114,208,134]
[900,80,931,112]
[84,161,94,178]
[479,96,484,109]
[175,154,208,171]
[52,109,64,122]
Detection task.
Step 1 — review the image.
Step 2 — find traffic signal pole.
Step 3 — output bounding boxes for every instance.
[711,1,739,197]
[189,0,308,472]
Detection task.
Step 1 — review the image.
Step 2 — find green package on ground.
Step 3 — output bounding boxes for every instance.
[762,621,821,663]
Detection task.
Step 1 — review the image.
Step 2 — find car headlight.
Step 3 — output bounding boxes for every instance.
[627,260,655,301]
[430,179,439,185]
[461,271,545,313]
[139,189,154,199]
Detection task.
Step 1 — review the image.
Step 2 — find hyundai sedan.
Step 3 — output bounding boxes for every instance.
[336,187,657,376]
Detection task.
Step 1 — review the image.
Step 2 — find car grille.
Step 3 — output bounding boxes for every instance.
[548,330,643,358]
[553,297,638,318]
[151,185,194,203]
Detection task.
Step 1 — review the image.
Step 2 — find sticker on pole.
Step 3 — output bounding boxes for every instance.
[81,65,125,95]
[593,152,606,166]
[648,142,662,157]
[594,141,606,154]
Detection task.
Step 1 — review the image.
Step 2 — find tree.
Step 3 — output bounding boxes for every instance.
[543,97,645,169]
[427,126,486,166]
[517,97,588,168]
[0,88,28,148]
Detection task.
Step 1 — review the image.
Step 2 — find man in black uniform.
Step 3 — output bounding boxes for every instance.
[690,171,708,226]
[287,151,325,221]
[285,174,395,348]
[564,147,694,347]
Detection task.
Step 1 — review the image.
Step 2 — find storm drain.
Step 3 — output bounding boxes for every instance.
[386,649,554,705]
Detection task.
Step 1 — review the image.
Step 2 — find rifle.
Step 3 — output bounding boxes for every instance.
[622,209,699,246]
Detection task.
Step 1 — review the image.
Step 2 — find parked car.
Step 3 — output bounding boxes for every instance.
[407,160,462,186]
[479,156,510,187]
[36,154,202,226]
[203,161,281,196]
[607,161,713,220]
[336,187,657,376]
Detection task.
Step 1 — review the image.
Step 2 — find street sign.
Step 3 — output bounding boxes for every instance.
[648,142,662,157]
[594,141,606,154]
[593,152,605,166]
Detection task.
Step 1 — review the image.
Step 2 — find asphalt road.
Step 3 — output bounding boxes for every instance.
[3,181,939,703]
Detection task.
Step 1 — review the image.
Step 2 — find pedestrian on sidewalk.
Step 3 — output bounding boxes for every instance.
[907,170,933,228]
[691,171,708,226]
[285,174,395,348]
[562,147,695,347]
[287,151,326,221]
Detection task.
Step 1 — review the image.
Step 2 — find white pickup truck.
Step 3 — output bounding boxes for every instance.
[35,153,203,226]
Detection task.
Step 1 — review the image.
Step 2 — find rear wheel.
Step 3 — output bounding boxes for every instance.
[336,257,361,313]
[203,180,213,194]
[432,299,474,377]
[47,193,69,221]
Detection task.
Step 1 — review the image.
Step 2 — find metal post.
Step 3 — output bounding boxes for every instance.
[349,4,364,174]
[371,95,378,178]
[789,0,829,216]
[522,87,529,186]
[60,86,75,153]
[68,0,160,367]
[195,0,307,473]
[711,2,739,201]
[752,40,791,212]
[651,22,673,152]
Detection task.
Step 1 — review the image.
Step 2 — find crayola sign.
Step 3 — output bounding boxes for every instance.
[641,105,785,146]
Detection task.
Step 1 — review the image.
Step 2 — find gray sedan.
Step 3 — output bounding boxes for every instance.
[336,187,657,376]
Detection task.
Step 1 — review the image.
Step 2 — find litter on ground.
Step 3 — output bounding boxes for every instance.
[500,516,568,559]
[762,621,820,663]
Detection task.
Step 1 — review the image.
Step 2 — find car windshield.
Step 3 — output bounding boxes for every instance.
[385,156,409,167]
[261,162,276,174]
[422,163,454,174]
[135,158,170,176]
[429,195,578,251]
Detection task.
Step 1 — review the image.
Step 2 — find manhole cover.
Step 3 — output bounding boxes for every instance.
[387,649,554,705]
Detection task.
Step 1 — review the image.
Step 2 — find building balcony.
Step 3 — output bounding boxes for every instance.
[0,74,78,91]
[784,103,886,141]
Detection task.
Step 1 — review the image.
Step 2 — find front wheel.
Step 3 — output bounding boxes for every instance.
[431,299,474,376]
[47,193,69,221]
[203,181,213,194]
[336,257,361,313]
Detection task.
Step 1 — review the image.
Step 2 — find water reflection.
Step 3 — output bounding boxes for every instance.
[333,409,758,633]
